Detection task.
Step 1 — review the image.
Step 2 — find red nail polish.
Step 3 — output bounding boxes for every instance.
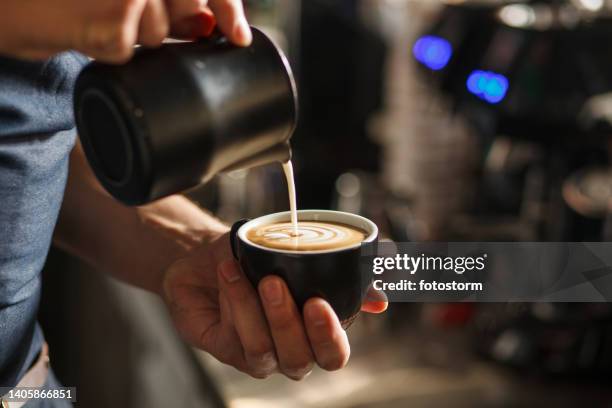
[192,10,216,38]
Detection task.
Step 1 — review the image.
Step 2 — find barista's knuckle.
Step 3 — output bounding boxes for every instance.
[284,361,311,373]
[282,361,313,381]
[156,19,170,41]
[109,28,135,62]
[225,277,250,299]
[248,371,270,380]
[82,21,134,62]
[140,25,168,47]
[246,344,274,361]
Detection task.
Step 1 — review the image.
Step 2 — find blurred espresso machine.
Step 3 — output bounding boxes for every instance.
[404,0,612,378]
[411,0,612,240]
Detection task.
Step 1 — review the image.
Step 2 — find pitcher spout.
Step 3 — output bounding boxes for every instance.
[222,141,292,174]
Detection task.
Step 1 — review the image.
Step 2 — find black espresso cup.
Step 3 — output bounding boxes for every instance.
[230,210,379,327]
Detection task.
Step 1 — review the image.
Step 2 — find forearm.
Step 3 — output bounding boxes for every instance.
[54,142,228,295]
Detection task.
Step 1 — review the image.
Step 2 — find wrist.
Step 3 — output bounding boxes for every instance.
[138,197,229,297]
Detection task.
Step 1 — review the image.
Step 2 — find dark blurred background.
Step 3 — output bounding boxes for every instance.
[40,0,612,406]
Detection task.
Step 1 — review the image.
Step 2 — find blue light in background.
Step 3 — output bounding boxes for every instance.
[466,70,509,104]
[413,36,453,71]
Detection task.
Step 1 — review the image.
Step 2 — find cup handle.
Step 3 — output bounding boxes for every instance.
[230,219,250,260]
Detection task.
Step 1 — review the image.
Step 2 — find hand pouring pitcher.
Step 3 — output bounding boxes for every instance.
[73,26,297,205]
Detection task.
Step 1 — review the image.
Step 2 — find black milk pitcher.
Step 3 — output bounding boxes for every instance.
[74,27,297,205]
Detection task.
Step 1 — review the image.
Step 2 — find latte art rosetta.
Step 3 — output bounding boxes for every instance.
[246,221,367,251]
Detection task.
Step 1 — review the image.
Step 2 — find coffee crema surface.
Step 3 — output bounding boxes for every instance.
[246,221,367,251]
